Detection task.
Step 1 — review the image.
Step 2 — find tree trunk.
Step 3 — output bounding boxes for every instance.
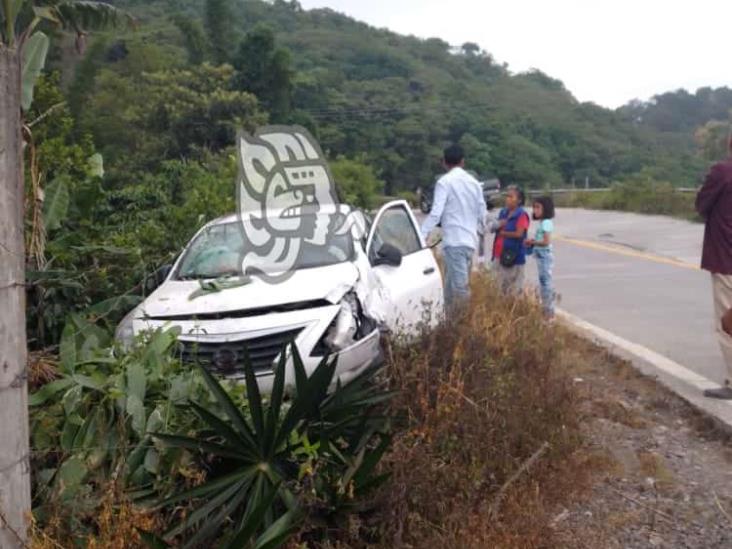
[0,44,31,548]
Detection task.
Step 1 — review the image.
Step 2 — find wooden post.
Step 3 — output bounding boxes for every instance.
[0,44,32,548]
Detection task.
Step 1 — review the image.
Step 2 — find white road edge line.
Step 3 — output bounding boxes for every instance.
[557,308,732,429]
[558,308,721,392]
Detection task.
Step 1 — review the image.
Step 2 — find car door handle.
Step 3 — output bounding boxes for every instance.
[423,267,435,275]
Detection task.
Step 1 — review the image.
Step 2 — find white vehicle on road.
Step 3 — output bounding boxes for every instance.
[115,201,443,390]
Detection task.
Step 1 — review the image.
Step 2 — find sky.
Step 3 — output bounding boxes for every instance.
[297,0,730,108]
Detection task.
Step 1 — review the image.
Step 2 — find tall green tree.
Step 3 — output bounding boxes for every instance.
[0,2,130,544]
[204,0,235,64]
[232,25,293,123]
[173,14,208,65]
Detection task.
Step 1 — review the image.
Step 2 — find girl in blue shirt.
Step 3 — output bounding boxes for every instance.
[526,196,556,318]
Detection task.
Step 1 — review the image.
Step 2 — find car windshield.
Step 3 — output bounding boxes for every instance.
[176,218,355,280]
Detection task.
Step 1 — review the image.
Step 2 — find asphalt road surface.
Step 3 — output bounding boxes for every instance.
[546,209,724,385]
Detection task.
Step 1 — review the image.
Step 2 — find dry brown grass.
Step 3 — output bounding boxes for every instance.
[28,350,59,389]
[370,272,586,548]
[30,484,162,549]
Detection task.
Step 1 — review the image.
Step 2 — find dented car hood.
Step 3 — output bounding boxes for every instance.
[138,261,360,319]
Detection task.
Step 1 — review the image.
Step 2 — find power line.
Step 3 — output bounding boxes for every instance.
[297,101,498,120]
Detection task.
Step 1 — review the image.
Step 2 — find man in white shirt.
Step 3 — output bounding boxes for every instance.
[421,145,487,308]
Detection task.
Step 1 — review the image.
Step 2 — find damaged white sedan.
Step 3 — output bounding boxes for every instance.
[115,200,443,391]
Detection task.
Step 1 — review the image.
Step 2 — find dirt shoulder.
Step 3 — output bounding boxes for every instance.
[555,335,732,548]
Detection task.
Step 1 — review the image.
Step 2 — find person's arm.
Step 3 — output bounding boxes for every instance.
[476,186,487,236]
[421,179,447,241]
[532,220,553,247]
[500,213,529,239]
[696,164,725,219]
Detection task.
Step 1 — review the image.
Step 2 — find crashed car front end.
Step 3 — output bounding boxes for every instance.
[115,233,387,392]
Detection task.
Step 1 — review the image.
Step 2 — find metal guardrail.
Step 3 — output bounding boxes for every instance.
[527,187,698,195]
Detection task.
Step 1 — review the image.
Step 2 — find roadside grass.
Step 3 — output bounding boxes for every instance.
[363,272,590,548]
[553,182,699,221]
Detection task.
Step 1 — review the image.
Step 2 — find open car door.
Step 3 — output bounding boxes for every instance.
[366,200,444,334]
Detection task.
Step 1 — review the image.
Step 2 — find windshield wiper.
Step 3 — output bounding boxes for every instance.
[179,270,243,281]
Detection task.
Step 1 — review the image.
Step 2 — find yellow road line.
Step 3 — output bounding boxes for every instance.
[555,235,701,271]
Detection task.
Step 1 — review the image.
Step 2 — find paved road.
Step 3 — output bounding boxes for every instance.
[549,209,724,385]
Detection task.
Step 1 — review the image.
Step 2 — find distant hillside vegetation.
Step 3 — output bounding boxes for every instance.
[620,87,732,135]
[65,0,711,192]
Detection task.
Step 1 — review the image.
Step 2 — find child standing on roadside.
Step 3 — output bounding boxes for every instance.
[526,196,556,318]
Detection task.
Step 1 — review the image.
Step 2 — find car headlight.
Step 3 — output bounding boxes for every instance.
[114,308,136,351]
[324,294,359,351]
[312,292,377,356]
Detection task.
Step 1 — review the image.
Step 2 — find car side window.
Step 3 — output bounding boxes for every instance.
[370,205,421,260]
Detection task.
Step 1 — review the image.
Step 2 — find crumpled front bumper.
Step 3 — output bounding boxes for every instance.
[136,302,382,393]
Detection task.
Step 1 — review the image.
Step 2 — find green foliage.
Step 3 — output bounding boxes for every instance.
[66,36,108,120]
[82,62,266,170]
[30,315,392,545]
[30,324,216,535]
[21,30,49,110]
[695,119,731,162]
[556,179,699,221]
[43,176,70,232]
[620,87,732,135]
[491,134,563,188]
[34,0,135,34]
[233,25,293,123]
[173,14,208,65]
[154,344,391,547]
[330,156,384,209]
[204,0,235,64]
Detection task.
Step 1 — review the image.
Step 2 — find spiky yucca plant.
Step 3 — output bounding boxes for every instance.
[153,343,391,548]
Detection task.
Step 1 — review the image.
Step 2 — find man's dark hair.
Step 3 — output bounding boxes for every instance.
[533,196,555,219]
[443,144,464,167]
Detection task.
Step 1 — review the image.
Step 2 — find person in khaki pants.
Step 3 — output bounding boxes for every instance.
[697,133,732,399]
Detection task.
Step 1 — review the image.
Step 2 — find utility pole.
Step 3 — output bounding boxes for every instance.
[0,43,32,548]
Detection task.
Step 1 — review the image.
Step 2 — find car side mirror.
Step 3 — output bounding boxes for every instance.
[374,243,402,267]
[145,264,173,293]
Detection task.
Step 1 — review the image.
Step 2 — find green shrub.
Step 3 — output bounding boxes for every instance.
[396,190,418,206]
[154,345,391,547]
[330,156,385,209]
[29,323,219,537]
[30,317,392,547]
[556,180,699,221]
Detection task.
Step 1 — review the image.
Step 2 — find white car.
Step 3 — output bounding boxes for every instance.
[115,201,443,391]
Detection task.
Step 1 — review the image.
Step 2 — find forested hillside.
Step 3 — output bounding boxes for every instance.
[57,0,712,192]
[619,86,732,161]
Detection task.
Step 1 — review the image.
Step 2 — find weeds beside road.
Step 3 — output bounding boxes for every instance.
[369,273,582,547]
[366,273,732,548]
